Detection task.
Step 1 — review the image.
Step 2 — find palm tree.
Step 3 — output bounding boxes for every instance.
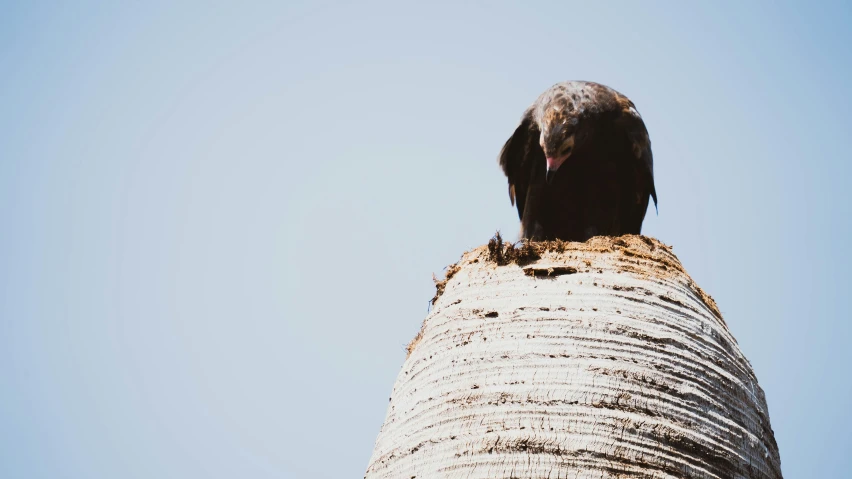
[365,235,782,479]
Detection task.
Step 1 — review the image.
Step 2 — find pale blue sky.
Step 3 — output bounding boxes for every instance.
[1,1,850,477]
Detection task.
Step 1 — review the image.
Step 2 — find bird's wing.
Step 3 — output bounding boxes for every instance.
[499,108,538,221]
[615,99,657,211]
[638,135,658,211]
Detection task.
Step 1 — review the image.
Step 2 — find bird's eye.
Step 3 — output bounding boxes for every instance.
[561,135,575,156]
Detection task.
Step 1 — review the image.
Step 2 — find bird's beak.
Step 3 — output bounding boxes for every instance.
[545,156,568,185]
[546,168,557,185]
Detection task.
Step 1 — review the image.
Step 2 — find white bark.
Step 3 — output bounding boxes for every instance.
[365,236,782,479]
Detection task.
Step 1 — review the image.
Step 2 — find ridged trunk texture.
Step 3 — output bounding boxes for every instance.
[365,236,782,479]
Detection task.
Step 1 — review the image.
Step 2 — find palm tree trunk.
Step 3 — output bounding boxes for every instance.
[365,235,782,479]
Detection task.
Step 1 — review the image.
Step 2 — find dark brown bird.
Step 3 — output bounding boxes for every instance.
[499,81,657,241]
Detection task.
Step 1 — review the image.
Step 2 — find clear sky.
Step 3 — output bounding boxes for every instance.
[1,1,850,477]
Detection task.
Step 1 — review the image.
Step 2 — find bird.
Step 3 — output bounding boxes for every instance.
[499,81,657,242]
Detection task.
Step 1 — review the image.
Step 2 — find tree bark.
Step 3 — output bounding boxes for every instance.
[365,235,782,479]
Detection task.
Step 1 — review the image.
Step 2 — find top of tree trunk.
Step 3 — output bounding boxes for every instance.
[367,234,782,479]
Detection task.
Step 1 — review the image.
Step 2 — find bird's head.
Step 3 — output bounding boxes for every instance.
[539,120,576,185]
